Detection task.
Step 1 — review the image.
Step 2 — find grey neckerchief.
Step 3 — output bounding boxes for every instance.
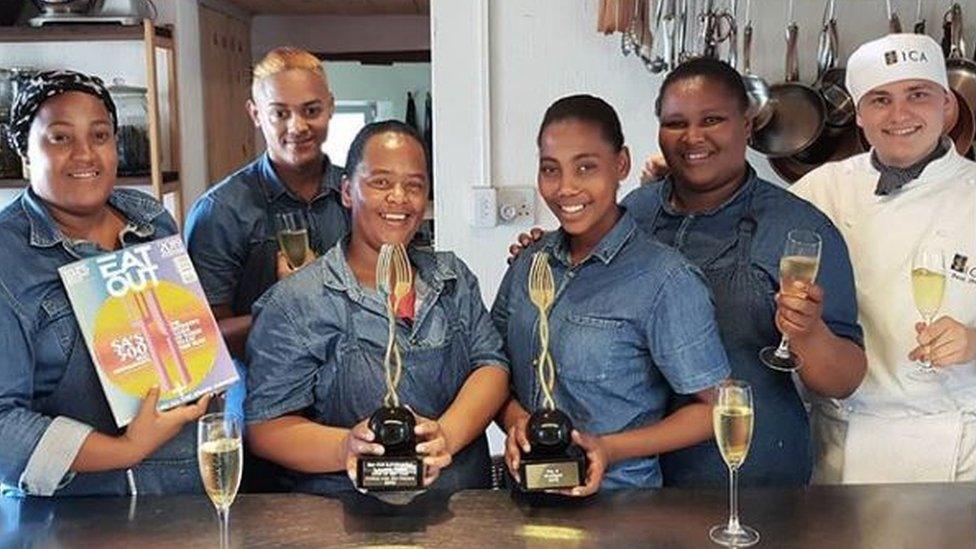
[871,137,951,196]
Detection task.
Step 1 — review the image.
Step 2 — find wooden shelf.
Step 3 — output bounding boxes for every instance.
[0,171,180,190]
[0,24,173,47]
[0,19,186,225]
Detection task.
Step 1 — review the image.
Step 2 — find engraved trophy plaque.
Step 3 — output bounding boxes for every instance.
[519,252,586,491]
[356,243,424,491]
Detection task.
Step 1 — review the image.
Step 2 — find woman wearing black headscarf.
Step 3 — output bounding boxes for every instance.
[0,70,209,496]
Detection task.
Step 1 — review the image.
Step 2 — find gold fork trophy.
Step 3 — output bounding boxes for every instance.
[356,243,425,491]
[518,252,587,491]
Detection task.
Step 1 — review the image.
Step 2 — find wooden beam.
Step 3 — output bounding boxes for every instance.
[315,50,430,64]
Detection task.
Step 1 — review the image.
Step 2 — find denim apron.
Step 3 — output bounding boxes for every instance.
[31,291,201,496]
[287,284,492,497]
[652,184,812,487]
[230,169,349,317]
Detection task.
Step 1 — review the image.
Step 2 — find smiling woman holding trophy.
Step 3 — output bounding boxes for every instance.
[243,121,509,500]
[492,95,731,497]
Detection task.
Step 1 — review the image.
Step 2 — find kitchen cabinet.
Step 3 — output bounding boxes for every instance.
[199,5,254,185]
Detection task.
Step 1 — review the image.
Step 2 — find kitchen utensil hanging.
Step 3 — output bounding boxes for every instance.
[621,0,641,55]
[885,0,903,33]
[751,0,827,158]
[945,3,976,155]
[742,0,773,130]
[794,0,861,165]
[913,0,925,34]
[645,0,672,72]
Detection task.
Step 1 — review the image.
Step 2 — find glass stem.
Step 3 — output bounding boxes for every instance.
[218,507,230,549]
[774,334,791,359]
[919,316,932,369]
[727,466,741,533]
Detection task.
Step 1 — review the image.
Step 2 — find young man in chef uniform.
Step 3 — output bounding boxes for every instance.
[791,33,976,484]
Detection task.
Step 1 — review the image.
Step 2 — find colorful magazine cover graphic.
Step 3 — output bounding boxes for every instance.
[59,235,238,427]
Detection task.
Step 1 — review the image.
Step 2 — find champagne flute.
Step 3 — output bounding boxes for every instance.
[276,211,310,269]
[910,246,946,378]
[709,380,759,547]
[760,229,822,371]
[198,412,243,548]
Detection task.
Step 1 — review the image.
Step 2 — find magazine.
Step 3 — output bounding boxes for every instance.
[59,235,238,427]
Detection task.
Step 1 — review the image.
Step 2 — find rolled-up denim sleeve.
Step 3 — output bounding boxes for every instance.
[455,259,508,373]
[0,287,93,496]
[816,221,864,347]
[244,290,325,424]
[184,196,247,307]
[646,262,731,394]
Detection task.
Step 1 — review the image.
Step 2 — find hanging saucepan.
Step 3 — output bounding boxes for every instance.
[945,86,976,155]
[742,0,773,130]
[794,0,857,164]
[769,155,818,183]
[945,3,976,155]
[770,121,867,183]
[913,0,925,34]
[751,5,827,158]
[817,0,853,129]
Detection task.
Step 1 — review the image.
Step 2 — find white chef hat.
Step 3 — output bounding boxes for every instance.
[845,33,949,107]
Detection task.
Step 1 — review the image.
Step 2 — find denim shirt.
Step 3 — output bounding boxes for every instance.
[622,170,863,487]
[184,153,350,314]
[245,240,508,495]
[623,172,862,341]
[0,187,199,496]
[491,211,731,489]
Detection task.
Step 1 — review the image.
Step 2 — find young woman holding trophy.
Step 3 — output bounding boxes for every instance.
[492,95,731,496]
[244,121,509,499]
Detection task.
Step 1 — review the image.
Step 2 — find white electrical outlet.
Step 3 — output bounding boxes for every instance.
[497,187,536,224]
[471,187,497,227]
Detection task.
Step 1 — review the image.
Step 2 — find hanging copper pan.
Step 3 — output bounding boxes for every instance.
[942,5,976,155]
[780,123,867,183]
[750,15,827,158]
[769,155,818,184]
[947,88,975,155]
[793,0,857,165]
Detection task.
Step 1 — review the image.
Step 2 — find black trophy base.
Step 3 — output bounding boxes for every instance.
[518,448,587,492]
[356,456,424,491]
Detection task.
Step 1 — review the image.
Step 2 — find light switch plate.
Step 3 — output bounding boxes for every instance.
[471,187,497,227]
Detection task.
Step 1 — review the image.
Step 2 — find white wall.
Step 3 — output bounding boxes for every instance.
[251,14,430,58]
[433,0,976,306]
[160,0,210,220]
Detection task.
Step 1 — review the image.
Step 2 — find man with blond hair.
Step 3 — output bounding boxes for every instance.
[185,47,350,492]
[185,47,349,357]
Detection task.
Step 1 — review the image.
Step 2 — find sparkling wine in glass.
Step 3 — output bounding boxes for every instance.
[276,211,310,269]
[760,229,822,372]
[910,246,946,378]
[709,380,759,547]
[198,412,243,548]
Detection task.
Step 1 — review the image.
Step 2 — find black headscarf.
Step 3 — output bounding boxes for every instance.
[4,69,118,157]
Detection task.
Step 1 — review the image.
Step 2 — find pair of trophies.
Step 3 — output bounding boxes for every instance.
[355,245,585,493]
